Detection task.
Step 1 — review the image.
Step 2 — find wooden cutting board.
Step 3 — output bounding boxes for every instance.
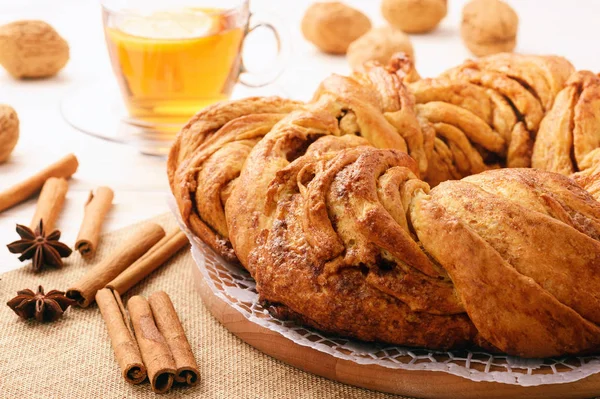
[192,263,600,399]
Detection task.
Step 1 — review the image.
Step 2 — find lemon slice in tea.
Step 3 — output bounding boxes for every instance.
[115,8,218,39]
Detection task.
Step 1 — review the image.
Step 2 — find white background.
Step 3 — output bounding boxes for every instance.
[0,0,599,272]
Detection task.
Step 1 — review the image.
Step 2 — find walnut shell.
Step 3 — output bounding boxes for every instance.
[0,105,19,163]
[461,0,518,57]
[0,20,69,79]
[301,2,371,54]
[381,0,447,33]
[347,26,414,71]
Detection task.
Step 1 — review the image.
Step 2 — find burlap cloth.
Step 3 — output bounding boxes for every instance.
[0,213,408,398]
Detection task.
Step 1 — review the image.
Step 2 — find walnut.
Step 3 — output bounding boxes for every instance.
[381,0,447,33]
[301,2,371,54]
[0,20,69,79]
[347,26,414,71]
[0,105,19,163]
[461,0,518,57]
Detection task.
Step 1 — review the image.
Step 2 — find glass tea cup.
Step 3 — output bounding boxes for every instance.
[101,0,286,140]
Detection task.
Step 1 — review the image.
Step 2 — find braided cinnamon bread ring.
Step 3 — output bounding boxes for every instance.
[249,144,600,356]
[169,52,600,357]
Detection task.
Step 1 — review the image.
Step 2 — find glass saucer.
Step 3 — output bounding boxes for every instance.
[60,80,290,156]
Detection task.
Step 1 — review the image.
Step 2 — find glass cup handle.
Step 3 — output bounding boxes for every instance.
[239,14,288,88]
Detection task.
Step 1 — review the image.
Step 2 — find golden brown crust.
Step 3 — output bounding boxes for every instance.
[170,52,600,357]
[412,54,574,184]
[532,71,600,175]
[474,53,575,111]
[168,97,302,189]
[168,97,303,261]
[412,168,600,357]
[571,149,600,202]
[170,57,423,263]
[252,147,600,356]
[225,59,428,268]
[253,146,475,349]
[444,61,544,132]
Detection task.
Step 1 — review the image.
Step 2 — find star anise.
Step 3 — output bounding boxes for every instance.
[6,219,72,272]
[7,285,76,322]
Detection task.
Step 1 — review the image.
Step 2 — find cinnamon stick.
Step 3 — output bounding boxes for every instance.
[30,177,68,232]
[66,223,165,307]
[148,291,199,386]
[96,288,147,385]
[106,230,189,295]
[75,187,114,257]
[128,295,177,394]
[0,154,78,213]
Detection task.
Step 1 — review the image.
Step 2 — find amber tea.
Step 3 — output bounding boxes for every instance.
[104,8,245,128]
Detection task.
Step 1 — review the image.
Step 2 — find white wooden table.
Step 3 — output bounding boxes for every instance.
[1,0,599,272]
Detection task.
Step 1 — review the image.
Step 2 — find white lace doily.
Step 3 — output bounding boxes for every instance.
[169,199,600,387]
